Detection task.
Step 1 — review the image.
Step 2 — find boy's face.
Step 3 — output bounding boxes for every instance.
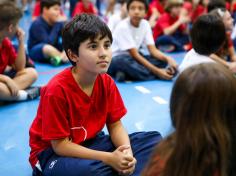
[73,35,112,75]
[170,6,182,17]
[44,4,61,23]
[223,11,234,32]
[128,1,146,26]
[4,22,18,39]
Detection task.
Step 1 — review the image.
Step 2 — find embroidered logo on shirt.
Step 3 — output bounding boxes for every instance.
[49,160,57,169]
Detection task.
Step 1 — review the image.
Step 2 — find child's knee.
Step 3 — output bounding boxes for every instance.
[23,67,38,81]
[0,82,8,95]
[43,44,57,54]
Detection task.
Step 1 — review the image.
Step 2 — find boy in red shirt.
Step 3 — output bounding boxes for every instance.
[72,0,97,17]
[29,14,162,176]
[0,1,39,102]
[153,0,190,52]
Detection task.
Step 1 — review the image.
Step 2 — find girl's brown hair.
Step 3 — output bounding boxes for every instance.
[144,63,236,176]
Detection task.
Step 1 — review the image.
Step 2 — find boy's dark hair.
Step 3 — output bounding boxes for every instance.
[62,14,113,66]
[40,0,61,14]
[207,0,226,12]
[165,0,183,13]
[190,14,226,55]
[0,1,22,30]
[127,0,149,12]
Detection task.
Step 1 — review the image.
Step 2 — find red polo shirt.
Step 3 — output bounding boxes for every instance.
[29,68,127,167]
[0,38,17,74]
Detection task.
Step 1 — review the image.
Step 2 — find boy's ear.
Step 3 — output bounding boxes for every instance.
[67,49,79,62]
[8,24,14,33]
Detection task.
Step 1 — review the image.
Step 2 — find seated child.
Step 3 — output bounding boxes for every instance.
[32,0,67,21]
[107,0,127,32]
[29,14,162,176]
[179,14,226,72]
[209,8,236,73]
[146,0,166,28]
[182,0,207,23]
[28,0,68,66]
[0,1,39,102]
[109,0,177,81]
[153,0,190,52]
[142,63,236,176]
[72,0,97,17]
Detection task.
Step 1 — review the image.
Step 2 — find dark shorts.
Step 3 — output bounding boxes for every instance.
[29,43,46,62]
[33,131,162,176]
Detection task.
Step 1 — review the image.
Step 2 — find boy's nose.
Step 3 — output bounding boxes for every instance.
[98,47,107,58]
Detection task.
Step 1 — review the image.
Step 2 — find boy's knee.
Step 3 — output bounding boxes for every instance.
[27,68,38,81]
[0,82,9,98]
[23,67,38,81]
[43,44,57,54]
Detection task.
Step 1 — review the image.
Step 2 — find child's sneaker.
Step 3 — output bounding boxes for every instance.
[25,87,41,100]
[50,56,61,66]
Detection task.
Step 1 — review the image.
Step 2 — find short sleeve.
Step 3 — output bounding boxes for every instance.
[144,21,155,45]
[106,80,127,124]
[41,89,70,140]
[5,39,17,65]
[113,24,136,51]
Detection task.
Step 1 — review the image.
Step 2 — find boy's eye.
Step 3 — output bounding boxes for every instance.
[104,43,111,49]
[89,44,97,49]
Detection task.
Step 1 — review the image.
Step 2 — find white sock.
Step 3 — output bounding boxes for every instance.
[16,90,28,101]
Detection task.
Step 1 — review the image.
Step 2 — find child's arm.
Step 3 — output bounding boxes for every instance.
[107,120,137,175]
[51,137,134,173]
[12,28,25,71]
[128,48,173,80]
[147,45,177,69]
[228,46,236,62]
[163,14,190,35]
[210,53,236,73]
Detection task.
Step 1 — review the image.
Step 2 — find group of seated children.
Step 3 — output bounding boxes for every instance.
[29,12,236,176]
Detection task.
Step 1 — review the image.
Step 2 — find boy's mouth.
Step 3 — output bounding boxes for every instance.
[97,61,109,64]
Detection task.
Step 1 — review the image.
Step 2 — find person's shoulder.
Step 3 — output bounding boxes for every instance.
[98,73,115,84]
[44,67,72,94]
[1,37,13,49]
[1,37,12,46]
[115,18,130,30]
[140,19,152,28]
[30,16,45,28]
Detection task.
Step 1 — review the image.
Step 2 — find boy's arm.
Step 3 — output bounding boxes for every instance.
[107,120,137,175]
[107,120,131,153]
[210,53,236,73]
[51,137,134,172]
[128,48,173,79]
[210,54,229,68]
[12,28,25,71]
[147,44,177,69]
[163,15,190,35]
[228,46,236,62]
[51,138,111,161]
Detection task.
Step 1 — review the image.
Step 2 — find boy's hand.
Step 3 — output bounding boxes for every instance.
[104,145,135,173]
[119,149,136,175]
[166,56,177,70]
[178,14,191,24]
[153,68,173,80]
[15,27,25,43]
[5,78,19,96]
